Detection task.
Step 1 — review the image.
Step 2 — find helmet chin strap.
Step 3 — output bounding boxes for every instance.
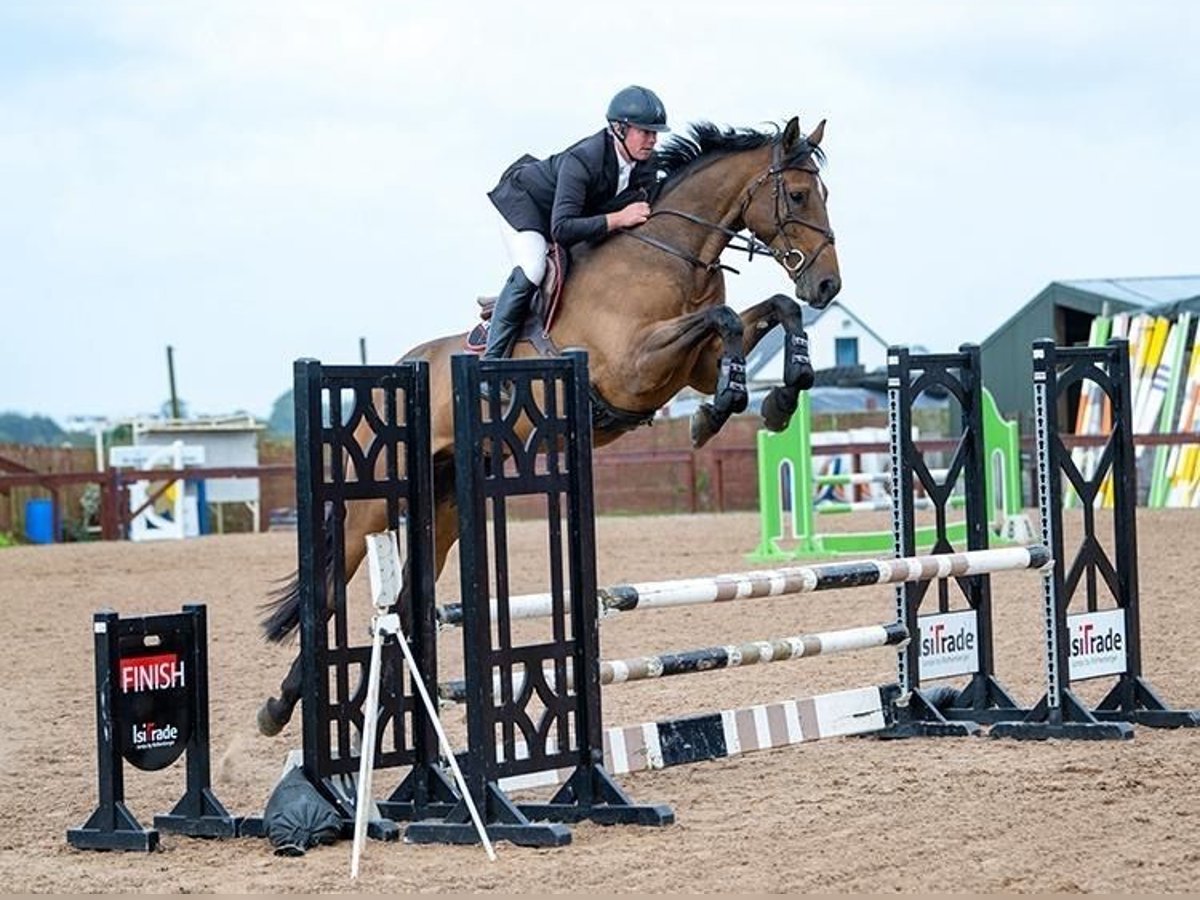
[609,121,636,163]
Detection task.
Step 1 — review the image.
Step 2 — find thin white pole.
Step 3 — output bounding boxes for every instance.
[351,532,495,881]
[350,616,385,879]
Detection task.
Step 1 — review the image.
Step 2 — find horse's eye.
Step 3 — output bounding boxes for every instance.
[789,190,807,206]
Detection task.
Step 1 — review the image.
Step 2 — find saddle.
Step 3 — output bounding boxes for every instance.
[465,243,568,356]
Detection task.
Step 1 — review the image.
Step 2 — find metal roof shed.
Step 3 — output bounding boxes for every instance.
[980,276,1200,429]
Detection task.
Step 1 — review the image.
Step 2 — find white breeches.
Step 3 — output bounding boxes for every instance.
[497,213,548,285]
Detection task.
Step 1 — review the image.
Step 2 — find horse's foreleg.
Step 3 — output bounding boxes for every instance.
[738,293,814,432]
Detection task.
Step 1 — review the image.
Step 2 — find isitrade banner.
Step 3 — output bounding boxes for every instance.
[116,631,194,772]
[917,610,979,680]
[1067,608,1128,681]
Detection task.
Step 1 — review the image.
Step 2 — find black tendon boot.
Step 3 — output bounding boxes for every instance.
[479,266,538,402]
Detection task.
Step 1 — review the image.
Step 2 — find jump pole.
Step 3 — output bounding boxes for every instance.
[438,622,910,704]
[437,545,1052,628]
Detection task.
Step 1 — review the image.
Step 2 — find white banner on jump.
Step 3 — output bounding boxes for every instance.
[1067,608,1127,681]
[917,610,979,680]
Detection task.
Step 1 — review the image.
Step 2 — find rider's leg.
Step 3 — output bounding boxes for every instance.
[480,266,539,361]
[480,220,546,400]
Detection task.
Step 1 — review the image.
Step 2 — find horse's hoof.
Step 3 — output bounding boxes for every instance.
[690,403,717,449]
[257,700,285,737]
[762,390,796,433]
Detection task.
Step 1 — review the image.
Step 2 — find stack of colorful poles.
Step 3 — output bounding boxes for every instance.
[1071,310,1198,508]
[1159,317,1200,506]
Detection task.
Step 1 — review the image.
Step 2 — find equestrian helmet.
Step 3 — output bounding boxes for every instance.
[606,85,669,132]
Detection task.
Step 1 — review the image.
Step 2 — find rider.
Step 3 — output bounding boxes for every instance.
[479,85,670,377]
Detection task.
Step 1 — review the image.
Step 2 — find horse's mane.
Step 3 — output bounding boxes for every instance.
[651,121,826,192]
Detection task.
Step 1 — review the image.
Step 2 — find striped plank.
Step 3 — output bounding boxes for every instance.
[495,684,898,792]
[437,544,1052,627]
[439,622,909,704]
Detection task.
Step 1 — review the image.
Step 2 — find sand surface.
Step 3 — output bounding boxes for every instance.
[2,508,1199,893]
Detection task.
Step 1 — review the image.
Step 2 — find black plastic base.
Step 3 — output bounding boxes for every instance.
[153,813,238,838]
[539,764,675,826]
[403,767,674,849]
[516,800,675,827]
[990,680,1200,741]
[990,720,1135,741]
[1102,709,1200,728]
[990,689,1136,741]
[880,682,1026,739]
[154,787,238,838]
[67,802,159,852]
[407,819,573,848]
[880,719,981,739]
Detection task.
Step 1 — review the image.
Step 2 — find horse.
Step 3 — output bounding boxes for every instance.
[256,115,841,736]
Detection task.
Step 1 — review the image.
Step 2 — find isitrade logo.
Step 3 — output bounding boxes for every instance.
[1067,609,1127,680]
[131,721,180,750]
[917,610,979,680]
[119,652,186,693]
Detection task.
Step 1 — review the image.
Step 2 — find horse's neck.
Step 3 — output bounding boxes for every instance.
[652,151,764,261]
[556,148,766,322]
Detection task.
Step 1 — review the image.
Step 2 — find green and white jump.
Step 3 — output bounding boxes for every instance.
[749,387,1026,560]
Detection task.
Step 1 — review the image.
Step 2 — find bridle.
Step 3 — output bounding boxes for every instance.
[621,140,836,282]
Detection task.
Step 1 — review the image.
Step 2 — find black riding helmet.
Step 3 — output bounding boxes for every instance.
[606,85,669,132]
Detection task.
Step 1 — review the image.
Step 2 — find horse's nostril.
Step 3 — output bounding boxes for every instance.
[819,277,841,301]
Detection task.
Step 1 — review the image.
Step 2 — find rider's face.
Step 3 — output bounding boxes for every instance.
[621,125,659,162]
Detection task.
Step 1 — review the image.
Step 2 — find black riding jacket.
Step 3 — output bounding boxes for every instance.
[487,129,656,247]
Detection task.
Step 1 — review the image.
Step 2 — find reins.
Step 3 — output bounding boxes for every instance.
[619,141,835,281]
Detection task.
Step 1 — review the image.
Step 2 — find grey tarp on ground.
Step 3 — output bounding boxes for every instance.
[261,765,344,857]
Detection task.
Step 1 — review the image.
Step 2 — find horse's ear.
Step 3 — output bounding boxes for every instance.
[806,119,826,149]
[783,117,801,150]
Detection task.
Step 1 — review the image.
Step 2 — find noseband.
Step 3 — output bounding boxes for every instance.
[622,140,836,282]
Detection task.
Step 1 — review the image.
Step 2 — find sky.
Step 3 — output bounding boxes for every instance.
[2,1,1197,426]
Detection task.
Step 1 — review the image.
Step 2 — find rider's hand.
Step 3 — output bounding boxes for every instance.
[608,201,651,230]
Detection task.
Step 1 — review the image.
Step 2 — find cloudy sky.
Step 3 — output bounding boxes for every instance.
[2,1,1196,425]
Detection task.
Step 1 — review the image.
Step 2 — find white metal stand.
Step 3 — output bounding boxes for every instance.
[351,531,495,879]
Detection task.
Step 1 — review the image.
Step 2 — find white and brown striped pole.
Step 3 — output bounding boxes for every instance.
[436,544,1052,628]
[438,621,909,704]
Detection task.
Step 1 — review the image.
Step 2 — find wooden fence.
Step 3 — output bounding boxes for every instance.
[7,411,1197,543]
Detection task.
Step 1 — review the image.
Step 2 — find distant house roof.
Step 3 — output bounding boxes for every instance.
[744,299,889,383]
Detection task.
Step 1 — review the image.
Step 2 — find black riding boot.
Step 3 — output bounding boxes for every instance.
[480,266,538,401]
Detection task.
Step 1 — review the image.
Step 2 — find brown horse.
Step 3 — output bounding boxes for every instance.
[257,116,841,736]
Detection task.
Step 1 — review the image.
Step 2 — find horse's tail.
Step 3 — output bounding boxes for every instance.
[259,573,303,643]
[259,507,337,643]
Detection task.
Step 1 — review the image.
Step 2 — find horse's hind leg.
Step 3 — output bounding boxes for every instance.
[256,497,388,737]
[681,306,748,448]
[739,293,814,432]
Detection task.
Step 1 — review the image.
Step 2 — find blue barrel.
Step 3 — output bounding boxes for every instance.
[24,498,55,544]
